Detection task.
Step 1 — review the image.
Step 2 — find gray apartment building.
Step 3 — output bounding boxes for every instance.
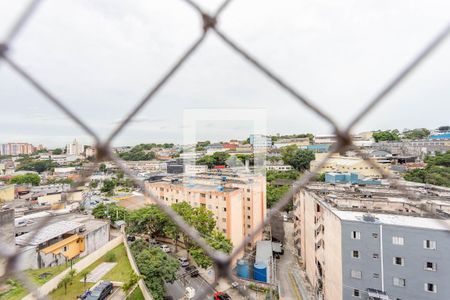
[293,183,450,300]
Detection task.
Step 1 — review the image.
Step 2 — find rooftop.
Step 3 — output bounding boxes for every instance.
[16,220,83,246]
[335,210,450,231]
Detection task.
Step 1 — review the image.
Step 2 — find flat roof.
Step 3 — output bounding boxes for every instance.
[334,210,450,231]
[255,240,273,263]
[16,220,83,246]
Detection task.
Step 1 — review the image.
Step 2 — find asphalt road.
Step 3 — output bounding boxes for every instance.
[277,221,302,300]
[165,268,217,300]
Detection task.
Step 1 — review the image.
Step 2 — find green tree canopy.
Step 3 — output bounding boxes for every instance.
[281,145,315,171]
[16,159,57,173]
[10,173,40,186]
[373,130,400,142]
[196,152,230,168]
[101,179,116,195]
[404,151,450,187]
[130,242,179,300]
[403,128,430,140]
[52,148,63,155]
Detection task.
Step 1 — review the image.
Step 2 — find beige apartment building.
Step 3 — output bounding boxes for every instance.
[310,153,390,178]
[146,174,266,251]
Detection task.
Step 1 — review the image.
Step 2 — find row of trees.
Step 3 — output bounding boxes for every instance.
[130,240,179,300]
[372,127,439,142]
[16,159,57,173]
[196,152,230,168]
[92,202,233,268]
[9,173,41,186]
[404,151,450,187]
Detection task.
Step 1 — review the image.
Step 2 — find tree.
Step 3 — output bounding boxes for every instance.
[101,179,116,195]
[196,152,231,168]
[119,145,157,161]
[52,148,63,155]
[99,163,107,173]
[79,269,89,287]
[404,151,450,187]
[266,170,299,183]
[403,128,430,140]
[58,270,75,295]
[127,205,169,237]
[281,145,315,171]
[130,242,179,300]
[16,159,57,173]
[373,130,400,142]
[267,185,290,208]
[122,272,142,295]
[89,180,99,189]
[10,173,40,186]
[171,202,231,267]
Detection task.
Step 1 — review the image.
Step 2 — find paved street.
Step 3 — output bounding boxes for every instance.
[165,268,216,300]
[277,221,303,300]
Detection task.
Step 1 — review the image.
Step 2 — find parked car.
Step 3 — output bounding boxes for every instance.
[84,281,113,300]
[149,239,161,247]
[178,257,189,267]
[127,235,136,242]
[160,244,171,253]
[214,292,231,300]
[185,265,199,277]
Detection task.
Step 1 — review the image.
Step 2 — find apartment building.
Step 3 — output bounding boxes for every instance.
[310,153,390,178]
[146,173,266,249]
[0,143,35,156]
[293,183,450,300]
[66,138,83,156]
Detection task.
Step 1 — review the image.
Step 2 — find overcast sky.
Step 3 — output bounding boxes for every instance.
[0,0,449,148]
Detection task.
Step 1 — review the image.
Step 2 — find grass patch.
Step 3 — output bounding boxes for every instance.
[127,286,144,300]
[26,258,81,285]
[49,243,133,300]
[0,280,28,300]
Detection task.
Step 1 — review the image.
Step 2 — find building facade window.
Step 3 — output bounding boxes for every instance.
[392,236,404,245]
[351,231,361,240]
[372,233,378,238]
[373,273,379,279]
[424,283,437,293]
[393,257,404,266]
[351,270,362,279]
[373,253,379,259]
[393,277,406,287]
[425,262,437,271]
[424,240,436,250]
[352,250,360,258]
[352,289,361,298]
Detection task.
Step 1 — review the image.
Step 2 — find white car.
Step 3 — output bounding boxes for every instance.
[179,257,189,267]
[160,244,171,253]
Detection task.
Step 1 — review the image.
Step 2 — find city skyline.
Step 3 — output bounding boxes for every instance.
[1,0,450,147]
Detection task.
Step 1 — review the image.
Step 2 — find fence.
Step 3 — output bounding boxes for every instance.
[0,1,449,299]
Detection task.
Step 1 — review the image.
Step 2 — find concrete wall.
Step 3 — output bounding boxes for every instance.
[82,223,110,257]
[0,209,15,276]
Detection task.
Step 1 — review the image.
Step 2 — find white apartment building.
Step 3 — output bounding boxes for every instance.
[293,183,450,300]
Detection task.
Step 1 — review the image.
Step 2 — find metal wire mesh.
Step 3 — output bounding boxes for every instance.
[0,0,449,299]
